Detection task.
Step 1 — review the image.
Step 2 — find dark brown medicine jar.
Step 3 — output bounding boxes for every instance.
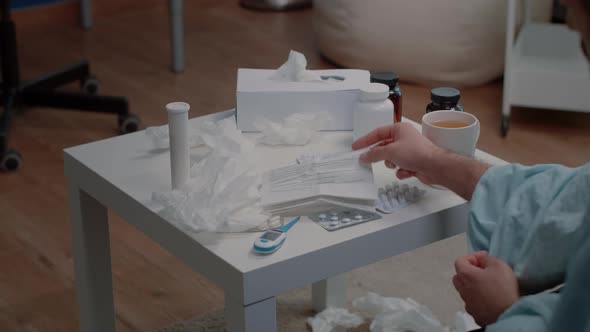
[426,87,464,113]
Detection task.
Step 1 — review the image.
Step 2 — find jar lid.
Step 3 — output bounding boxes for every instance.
[370,72,400,87]
[431,87,461,104]
[166,101,190,114]
[360,83,390,101]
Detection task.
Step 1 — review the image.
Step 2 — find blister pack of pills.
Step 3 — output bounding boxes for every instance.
[375,182,426,214]
[308,207,382,231]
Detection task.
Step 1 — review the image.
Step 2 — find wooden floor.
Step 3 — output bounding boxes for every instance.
[2,1,590,331]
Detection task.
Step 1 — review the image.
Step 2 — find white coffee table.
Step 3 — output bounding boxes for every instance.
[65,110,506,332]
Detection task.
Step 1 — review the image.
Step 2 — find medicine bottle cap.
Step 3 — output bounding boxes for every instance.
[166,102,190,114]
[360,83,390,102]
[370,72,400,87]
[431,87,461,104]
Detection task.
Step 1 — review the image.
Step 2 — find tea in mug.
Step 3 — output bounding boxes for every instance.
[431,120,470,128]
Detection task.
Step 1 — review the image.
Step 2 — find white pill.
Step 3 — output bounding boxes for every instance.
[404,190,413,202]
[386,189,394,201]
[382,200,393,211]
[330,221,339,227]
[318,214,327,219]
[389,196,400,208]
[388,193,396,204]
[342,218,351,222]
[354,215,363,220]
[330,216,339,221]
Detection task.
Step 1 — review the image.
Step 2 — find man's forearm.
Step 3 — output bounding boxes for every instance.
[425,149,490,201]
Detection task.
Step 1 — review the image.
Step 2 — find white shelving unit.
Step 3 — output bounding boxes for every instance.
[502,0,590,136]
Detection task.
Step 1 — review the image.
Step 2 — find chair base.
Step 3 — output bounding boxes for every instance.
[0,61,140,172]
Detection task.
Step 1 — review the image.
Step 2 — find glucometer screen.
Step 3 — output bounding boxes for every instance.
[261,231,282,241]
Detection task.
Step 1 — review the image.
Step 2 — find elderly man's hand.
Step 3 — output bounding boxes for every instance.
[352,123,442,184]
[453,251,519,327]
[351,122,490,200]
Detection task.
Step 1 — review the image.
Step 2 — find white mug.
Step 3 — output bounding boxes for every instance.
[421,111,480,157]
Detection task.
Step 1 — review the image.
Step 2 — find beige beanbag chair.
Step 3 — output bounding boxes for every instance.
[313,0,551,87]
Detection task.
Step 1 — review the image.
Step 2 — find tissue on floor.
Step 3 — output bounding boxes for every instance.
[353,293,448,332]
[149,116,278,233]
[308,292,480,332]
[306,307,364,332]
[255,112,330,146]
[236,50,370,132]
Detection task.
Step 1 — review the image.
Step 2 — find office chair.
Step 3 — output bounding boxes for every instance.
[0,0,140,171]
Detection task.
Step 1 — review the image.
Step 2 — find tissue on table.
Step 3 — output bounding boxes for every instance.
[145,122,205,150]
[236,50,370,132]
[149,116,279,233]
[255,112,330,146]
[270,50,322,82]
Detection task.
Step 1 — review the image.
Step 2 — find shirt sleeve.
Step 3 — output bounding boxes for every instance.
[467,163,590,291]
[485,293,560,332]
[485,229,590,332]
[546,233,590,332]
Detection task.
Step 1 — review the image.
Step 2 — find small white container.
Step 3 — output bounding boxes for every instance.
[353,83,394,141]
[166,102,190,190]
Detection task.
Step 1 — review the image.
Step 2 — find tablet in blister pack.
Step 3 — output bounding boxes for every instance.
[308,207,382,231]
[376,182,426,214]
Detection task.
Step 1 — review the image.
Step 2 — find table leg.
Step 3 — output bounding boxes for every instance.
[68,184,116,332]
[80,0,92,30]
[169,0,185,73]
[225,294,277,332]
[312,273,347,312]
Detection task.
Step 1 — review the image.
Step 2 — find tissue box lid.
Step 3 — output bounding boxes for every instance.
[237,68,370,92]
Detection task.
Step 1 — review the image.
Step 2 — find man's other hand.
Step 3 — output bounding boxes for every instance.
[453,251,519,327]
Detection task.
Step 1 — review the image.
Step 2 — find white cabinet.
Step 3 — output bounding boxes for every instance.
[502,0,590,136]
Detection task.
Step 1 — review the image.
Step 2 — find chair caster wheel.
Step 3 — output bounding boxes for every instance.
[118,113,141,134]
[81,75,99,94]
[1,149,22,172]
[501,116,510,137]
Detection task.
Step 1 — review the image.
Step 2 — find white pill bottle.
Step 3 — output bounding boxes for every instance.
[353,83,394,141]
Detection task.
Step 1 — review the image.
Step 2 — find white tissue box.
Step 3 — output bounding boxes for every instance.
[236,68,370,132]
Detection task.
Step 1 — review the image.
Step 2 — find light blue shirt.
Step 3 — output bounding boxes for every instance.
[467,163,590,332]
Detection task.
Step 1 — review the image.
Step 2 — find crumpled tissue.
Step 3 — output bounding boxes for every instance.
[307,307,364,332]
[353,292,448,332]
[149,116,277,233]
[270,50,322,82]
[145,122,205,150]
[255,112,330,146]
[308,292,480,332]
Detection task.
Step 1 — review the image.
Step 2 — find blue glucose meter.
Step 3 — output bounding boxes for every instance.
[253,217,300,254]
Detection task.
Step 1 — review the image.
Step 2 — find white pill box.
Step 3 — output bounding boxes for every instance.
[236,68,370,132]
